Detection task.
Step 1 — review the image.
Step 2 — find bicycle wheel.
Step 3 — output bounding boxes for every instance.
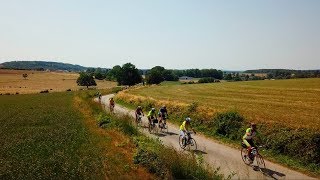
[137,119,142,128]
[154,124,159,134]
[188,138,197,151]
[256,154,265,172]
[241,148,251,165]
[165,124,168,133]
[179,136,187,149]
[159,122,164,132]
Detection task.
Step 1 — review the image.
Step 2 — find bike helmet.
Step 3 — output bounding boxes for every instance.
[138,106,141,109]
[162,105,166,108]
[186,117,191,122]
[151,108,155,111]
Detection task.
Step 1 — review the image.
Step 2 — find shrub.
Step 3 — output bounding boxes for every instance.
[209,111,245,140]
[40,90,49,93]
[198,77,216,83]
[97,113,111,127]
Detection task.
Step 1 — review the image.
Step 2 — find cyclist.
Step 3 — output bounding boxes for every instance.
[158,105,168,127]
[243,123,257,163]
[109,97,115,112]
[180,117,196,145]
[147,108,157,125]
[135,106,144,123]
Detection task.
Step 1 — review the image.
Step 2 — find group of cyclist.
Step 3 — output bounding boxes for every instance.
[135,105,169,128]
[98,92,258,164]
[137,105,257,163]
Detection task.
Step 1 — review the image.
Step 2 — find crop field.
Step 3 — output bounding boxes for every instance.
[117,78,320,130]
[0,69,116,94]
[0,91,152,179]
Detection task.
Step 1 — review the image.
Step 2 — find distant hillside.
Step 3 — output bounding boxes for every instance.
[0,61,87,71]
[244,69,319,73]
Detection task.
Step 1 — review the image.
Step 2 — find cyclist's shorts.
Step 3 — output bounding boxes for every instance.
[180,130,185,137]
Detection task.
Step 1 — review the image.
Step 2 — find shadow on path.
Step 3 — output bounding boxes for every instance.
[193,149,208,155]
[251,166,286,180]
[165,132,178,136]
[154,133,167,137]
[261,168,286,179]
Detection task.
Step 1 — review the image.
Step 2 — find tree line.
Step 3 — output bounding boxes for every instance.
[245,69,320,79]
[76,63,224,87]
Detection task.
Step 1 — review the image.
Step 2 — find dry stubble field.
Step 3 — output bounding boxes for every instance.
[0,69,116,94]
[117,78,320,131]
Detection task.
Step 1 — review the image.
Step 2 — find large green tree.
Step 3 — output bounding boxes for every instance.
[106,65,121,81]
[146,66,165,84]
[76,73,97,88]
[117,63,142,86]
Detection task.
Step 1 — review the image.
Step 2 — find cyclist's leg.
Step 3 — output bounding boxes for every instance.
[158,114,162,126]
[148,117,152,125]
[249,139,255,148]
[243,138,252,156]
[180,130,185,144]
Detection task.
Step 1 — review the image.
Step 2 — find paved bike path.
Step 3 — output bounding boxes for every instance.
[99,94,315,180]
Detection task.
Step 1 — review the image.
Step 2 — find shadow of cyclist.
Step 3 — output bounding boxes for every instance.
[259,167,286,179]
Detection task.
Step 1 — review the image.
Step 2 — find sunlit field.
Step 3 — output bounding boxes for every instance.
[0,69,116,94]
[118,78,320,130]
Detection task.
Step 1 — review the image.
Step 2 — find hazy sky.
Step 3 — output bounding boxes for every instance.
[0,0,319,70]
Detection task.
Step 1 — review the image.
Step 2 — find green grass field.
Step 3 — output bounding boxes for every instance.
[122,78,320,130]
[0,91,154,179]
[0,92,109,179]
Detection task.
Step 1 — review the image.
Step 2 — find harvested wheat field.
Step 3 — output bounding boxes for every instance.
[0,69,116,94]
[118,78,320,130]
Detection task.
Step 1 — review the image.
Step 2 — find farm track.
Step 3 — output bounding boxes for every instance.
[99,94,315,180]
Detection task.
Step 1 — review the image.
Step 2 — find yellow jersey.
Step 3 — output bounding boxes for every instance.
[180,121,189,131]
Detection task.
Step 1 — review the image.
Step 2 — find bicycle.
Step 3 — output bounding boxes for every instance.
[159,115,168,133]
[148,117,159,134]
[241,142,265,172]
[136,115,143,127]
[109,104,115,113]
[179,131,197,151]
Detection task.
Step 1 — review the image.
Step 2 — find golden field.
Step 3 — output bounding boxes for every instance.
[0,69,116,94]
[116,78,320,130]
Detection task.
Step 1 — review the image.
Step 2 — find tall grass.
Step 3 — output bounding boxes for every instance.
[133,136,224,180]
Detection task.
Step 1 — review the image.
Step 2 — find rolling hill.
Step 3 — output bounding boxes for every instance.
[0,61,87,71]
